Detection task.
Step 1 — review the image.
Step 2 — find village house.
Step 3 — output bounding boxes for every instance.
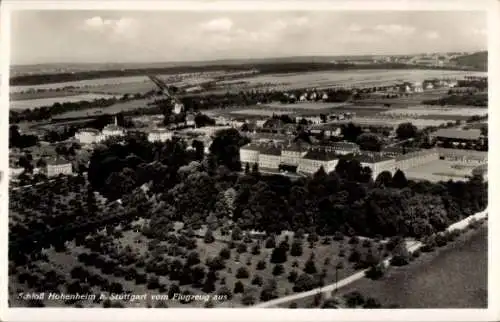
[46,158,73,177]
[147,128,173,143]
[75,128,105,145]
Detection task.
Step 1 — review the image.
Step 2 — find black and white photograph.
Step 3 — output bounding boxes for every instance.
[0,1,498,321]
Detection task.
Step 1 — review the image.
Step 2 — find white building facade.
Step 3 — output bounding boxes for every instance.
[148,129,173,143]
[46,161,73,177]
[75,128,105,145]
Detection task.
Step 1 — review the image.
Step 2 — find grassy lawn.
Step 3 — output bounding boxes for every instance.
[334,225,487,308]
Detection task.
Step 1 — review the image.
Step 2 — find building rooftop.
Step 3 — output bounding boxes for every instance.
[353,153,394,164]
[103,125,124,132]
[149,128,171,134]
[259,144,282,156]
[79,128,101,134]
[303,148,340,161]
[241,143,263,152]
[321,141,360,151]
[433,128,482,140]
[282,142,310,153]
[47,158,72,166]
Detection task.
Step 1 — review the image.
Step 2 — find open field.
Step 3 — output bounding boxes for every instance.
[230,109,297,117]
[10,94,119,110]
[331,117,448,129]
[72,82,156,95]
[264,102,351,110]
[405,159,477,182]
[219,70,486,91]
[334,225,487,308]
[10,90,84,101]
[380,106,488,118]
[355,89,452,106]
[10,76,151,93]
[51,98,154,120]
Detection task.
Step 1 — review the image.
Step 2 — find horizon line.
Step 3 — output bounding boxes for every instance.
[11,50,487,67]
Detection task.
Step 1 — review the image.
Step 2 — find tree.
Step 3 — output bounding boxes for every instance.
[303,257,317,274]
[396,122,418,140]
[363,297,382,308]
[186,251,201,267]
[209,128,249,171]
[219,248,231,260]
[260,279,278,301]
[256,260,266,270]
[168,284,181,298]
[290,240,303,257]
[234,281,244,294]
[375,171,393,187]
[270,247,287,264]
[321,298,339,308]
[272,264,285,276]
[235,267,250,279]
[237,243,247,254]
[287,270,298,283]
[241,292,256,306]
[392,169,408,189]
[265,236,276,249]
[356,133,382,152]
[344,291,365,308]
[251,244,261,255]
[217,286,233,300]
[293,273,316,292]
[341,123,363,142]
[365,263,385,280]
[390,241,410,266]
[251,275,263,286]
[231,226,243,241]
[204,229,215,244]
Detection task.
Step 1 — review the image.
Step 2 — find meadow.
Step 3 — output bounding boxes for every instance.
[333,225,487,308]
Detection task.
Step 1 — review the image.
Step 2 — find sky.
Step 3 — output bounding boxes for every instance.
[10,10,488,65]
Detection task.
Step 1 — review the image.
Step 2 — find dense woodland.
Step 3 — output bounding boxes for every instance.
[84,129,487,239]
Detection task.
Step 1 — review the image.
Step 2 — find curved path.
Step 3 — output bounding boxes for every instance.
[253,208,488,308]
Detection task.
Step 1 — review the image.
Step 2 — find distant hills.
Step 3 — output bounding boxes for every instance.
[10,52,487,86]
[451,51,487,70]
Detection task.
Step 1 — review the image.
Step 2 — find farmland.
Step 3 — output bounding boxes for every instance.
[10,94,119,110]
[9,76,151,94]
[329,117,449,129]
[380,106,488,118]
[264,102,351,110]
[230,109,296,117]
[218,69,486,91]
